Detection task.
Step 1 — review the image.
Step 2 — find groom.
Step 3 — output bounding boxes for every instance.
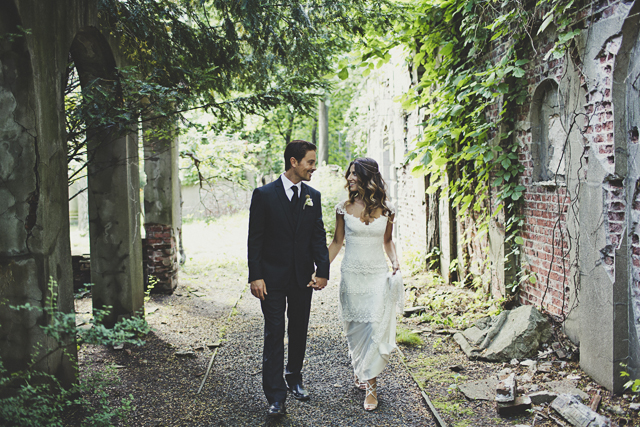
[247,140,330,417]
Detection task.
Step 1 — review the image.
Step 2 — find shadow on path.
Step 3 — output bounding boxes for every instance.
[76,214,435,426]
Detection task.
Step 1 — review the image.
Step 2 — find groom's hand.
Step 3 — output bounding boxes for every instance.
[250,279,267,300]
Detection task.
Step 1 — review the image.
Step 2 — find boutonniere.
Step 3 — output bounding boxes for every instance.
[303,195,313,209]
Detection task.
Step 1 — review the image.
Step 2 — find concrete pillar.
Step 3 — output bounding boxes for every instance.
[87,129,144,327]
[318,99,329,165]
[438,170,458,284]
[142,119,180,293]
[0,0,76,386]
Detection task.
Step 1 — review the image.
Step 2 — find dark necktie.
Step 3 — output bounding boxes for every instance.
[291,186,299,226]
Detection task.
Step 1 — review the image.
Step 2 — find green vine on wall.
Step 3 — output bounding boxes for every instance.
[356,0,582,291]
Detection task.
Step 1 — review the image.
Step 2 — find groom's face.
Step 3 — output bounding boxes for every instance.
[291,150,317,182]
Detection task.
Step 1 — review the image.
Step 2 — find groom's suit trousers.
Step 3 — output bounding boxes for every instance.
[260,281,313,404]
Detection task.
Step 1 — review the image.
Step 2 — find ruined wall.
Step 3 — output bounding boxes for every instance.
[0,0,99,385]
[0,0,146,381]
[356,47,429,262]
[361,0,640,392]
[514,0,640,391]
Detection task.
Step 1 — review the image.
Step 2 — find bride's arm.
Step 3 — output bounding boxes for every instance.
[383,214,400,274]
[328,213,345,263]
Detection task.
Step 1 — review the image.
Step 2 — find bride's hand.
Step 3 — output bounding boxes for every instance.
[392,260,400,275]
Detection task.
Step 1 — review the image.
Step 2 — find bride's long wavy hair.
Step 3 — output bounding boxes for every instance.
[345,157,392,218]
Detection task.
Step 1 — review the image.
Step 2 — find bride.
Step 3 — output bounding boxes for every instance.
[327,157,402,411]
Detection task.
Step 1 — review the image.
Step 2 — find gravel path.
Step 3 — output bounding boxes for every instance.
[76,214,436,426]
[194,263,435,426]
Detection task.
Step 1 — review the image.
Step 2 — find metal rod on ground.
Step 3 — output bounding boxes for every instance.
[197,347,218,394]
[196,284,248,395]
[396,347,448,427]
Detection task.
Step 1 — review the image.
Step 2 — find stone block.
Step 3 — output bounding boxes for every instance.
[551,394,611,427]
[459,378,498,401]
[454,305,552,362]
[528,390,558,404]
[462,326,486,346]
[496,396,532,417]
[496,373,517,403]
[545,380,589,401]
[482,305,552,361]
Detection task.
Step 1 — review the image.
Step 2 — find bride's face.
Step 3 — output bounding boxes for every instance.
[347,164,359,192]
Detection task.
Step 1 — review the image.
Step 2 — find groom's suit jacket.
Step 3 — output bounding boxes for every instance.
[248,178,330,289]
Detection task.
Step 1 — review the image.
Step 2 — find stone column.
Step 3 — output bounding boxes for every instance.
[87,129,144,327]
[318,99,329,165]
[143,119,180,293]
[0,1,76,386]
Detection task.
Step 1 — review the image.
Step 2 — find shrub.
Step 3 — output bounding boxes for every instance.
[0,278,148,426]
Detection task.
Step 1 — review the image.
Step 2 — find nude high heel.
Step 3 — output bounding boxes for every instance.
[363,379,378,411]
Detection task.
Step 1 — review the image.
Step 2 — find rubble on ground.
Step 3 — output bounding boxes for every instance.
[453,305,552,362]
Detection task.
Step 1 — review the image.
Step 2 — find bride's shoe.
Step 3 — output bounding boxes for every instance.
[363,380,378,411]
[354,375,367,390]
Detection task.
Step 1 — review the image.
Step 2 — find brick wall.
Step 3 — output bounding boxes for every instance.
[515,1,625,318]
[144,223,178,293]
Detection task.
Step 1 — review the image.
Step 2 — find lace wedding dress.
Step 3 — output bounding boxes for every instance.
[336,200,404,381]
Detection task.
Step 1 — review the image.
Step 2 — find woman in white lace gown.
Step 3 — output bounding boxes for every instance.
[327,157,402,411]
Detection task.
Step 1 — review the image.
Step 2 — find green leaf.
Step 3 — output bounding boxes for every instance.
[537,14,554,35]
[434,157,448,166]
[515,236,524,245]
[513,67,525,78]
[529,275,537,284]
[450,104,464,117]
[337,67,349,80]
[440,42,453,57]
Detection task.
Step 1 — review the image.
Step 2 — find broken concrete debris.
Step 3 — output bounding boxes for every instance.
[458,378,499,401]
[496,395,532,416]
[453,305,552,362]
[545,380,589,401]
[496,373,517,403]
[528,390,558,404]
[551,394,611,427]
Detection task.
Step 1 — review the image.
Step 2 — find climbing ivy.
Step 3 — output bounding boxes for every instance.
[355,0,581,290]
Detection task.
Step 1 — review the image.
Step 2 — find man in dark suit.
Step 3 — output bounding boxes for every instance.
[247,140,330,417]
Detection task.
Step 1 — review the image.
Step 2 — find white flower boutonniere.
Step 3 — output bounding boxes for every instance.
[303,195,313,209]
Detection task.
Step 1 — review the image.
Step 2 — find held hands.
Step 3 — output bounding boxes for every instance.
[307,274,328,291]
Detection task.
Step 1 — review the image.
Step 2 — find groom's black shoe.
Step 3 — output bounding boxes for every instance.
[287,381,310,401]
[267,401,286,417]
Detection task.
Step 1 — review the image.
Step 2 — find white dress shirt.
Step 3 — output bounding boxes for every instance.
[281,174,302,201]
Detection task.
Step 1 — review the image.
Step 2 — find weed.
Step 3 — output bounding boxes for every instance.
[433,399,474,417]
[407,354,467,386]
[396,328,423,346]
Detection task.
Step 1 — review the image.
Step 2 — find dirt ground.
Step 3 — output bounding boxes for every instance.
[71,213,640,426]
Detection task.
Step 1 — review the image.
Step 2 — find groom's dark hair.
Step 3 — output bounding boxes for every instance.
[284,140,317,171]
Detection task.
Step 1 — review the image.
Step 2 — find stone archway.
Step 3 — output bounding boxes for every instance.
[69,27,144,327]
